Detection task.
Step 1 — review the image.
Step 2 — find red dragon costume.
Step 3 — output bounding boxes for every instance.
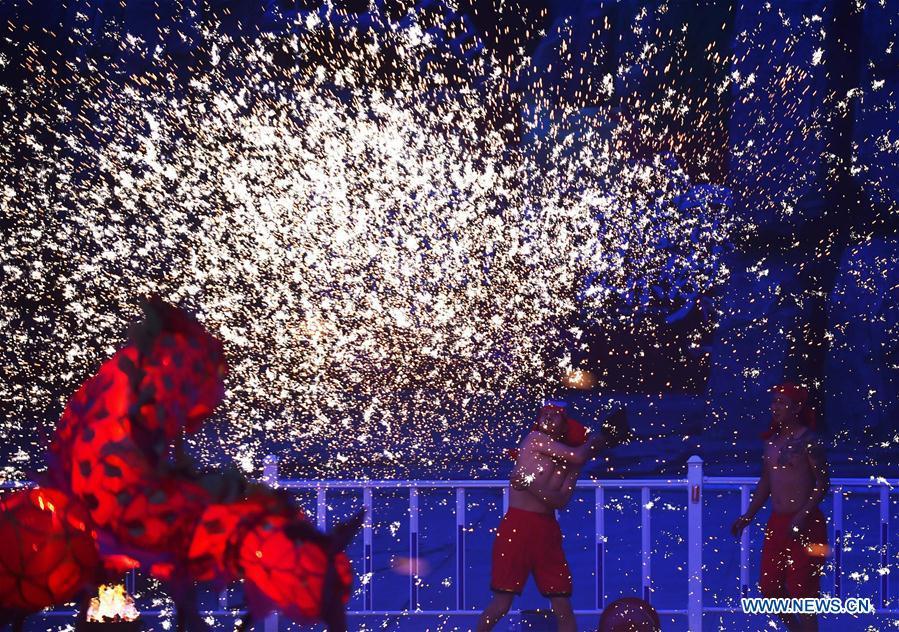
[0,299,359,631]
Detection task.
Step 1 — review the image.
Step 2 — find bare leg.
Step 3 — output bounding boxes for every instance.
[550,596,576,632]
[475,592,515,632]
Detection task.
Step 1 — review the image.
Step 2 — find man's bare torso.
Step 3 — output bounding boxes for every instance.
[764,429,817,514]
[509,431,579,514]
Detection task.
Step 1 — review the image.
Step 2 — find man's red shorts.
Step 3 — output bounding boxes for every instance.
[760,508,828,599]
[490,507,572,597]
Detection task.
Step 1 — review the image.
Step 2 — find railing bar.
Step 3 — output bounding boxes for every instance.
[30,608,702,617]
[740,485,750,598]
[343,608,691,615]
[641,486,651,603]
[21,608,699,616]
[316,487,327,531]
[125,568,136,596]
[35,610,251,617]
[7,477,897,490]
[456,487,466,611]
[595,486,605,610]
[272,479,689,489]
[363,486,373,611]
[881,485,889,609]
[35,607,899,617]
[687,456,703,632]
[410,487,419,612]
[339,609,692,615]
[834,488,843,599]
[262,454,280,631]
[704,477,899,487]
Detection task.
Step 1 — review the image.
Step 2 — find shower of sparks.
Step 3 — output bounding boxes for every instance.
[4,1,738,479]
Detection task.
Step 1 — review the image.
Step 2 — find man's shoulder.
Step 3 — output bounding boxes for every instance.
[801,430,826,459]
[520,430,554,454]
[522,430,550,443]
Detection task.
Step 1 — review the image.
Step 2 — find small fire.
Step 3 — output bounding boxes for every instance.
[86,583,140,623]
[562,369,596,390]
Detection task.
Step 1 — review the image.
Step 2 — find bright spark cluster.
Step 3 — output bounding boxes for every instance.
[0,3,735,479]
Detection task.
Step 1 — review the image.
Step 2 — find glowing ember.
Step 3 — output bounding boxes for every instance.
[86,584,139,623]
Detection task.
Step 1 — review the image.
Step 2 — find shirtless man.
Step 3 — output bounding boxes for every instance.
[476,402,628,632]
[731,383,830,632]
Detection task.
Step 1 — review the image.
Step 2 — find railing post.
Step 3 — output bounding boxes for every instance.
[881,485,890,609]
[126,569,136,597]
[595,486,605,610]
[740,485,750,598]
[641,486,652,603]
[263,454,279,488]
[409,487,419,611]
[687,455,703,632]
[263,455,279,632]
[316,487,327,531]
[363,486,373,611]
[834,488,843,599]
[456,487,466,610]
[263,610,278,632]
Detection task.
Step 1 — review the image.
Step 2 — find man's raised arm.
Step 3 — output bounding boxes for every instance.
[529,433,603,466]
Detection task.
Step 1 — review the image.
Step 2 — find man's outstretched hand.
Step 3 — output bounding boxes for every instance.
[731,514,751,537]
[600,408,631,448]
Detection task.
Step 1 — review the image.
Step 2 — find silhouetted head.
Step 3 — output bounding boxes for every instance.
[762,382,816,439]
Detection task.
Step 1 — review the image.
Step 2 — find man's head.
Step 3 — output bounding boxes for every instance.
[532,401,591,446]
[762,382,816,439]
[771,389,803,427]
[535,402,568,442]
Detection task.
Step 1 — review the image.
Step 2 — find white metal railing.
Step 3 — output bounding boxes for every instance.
[270,474,696,618]
[2,455,895,631]
[263,455,897,630]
